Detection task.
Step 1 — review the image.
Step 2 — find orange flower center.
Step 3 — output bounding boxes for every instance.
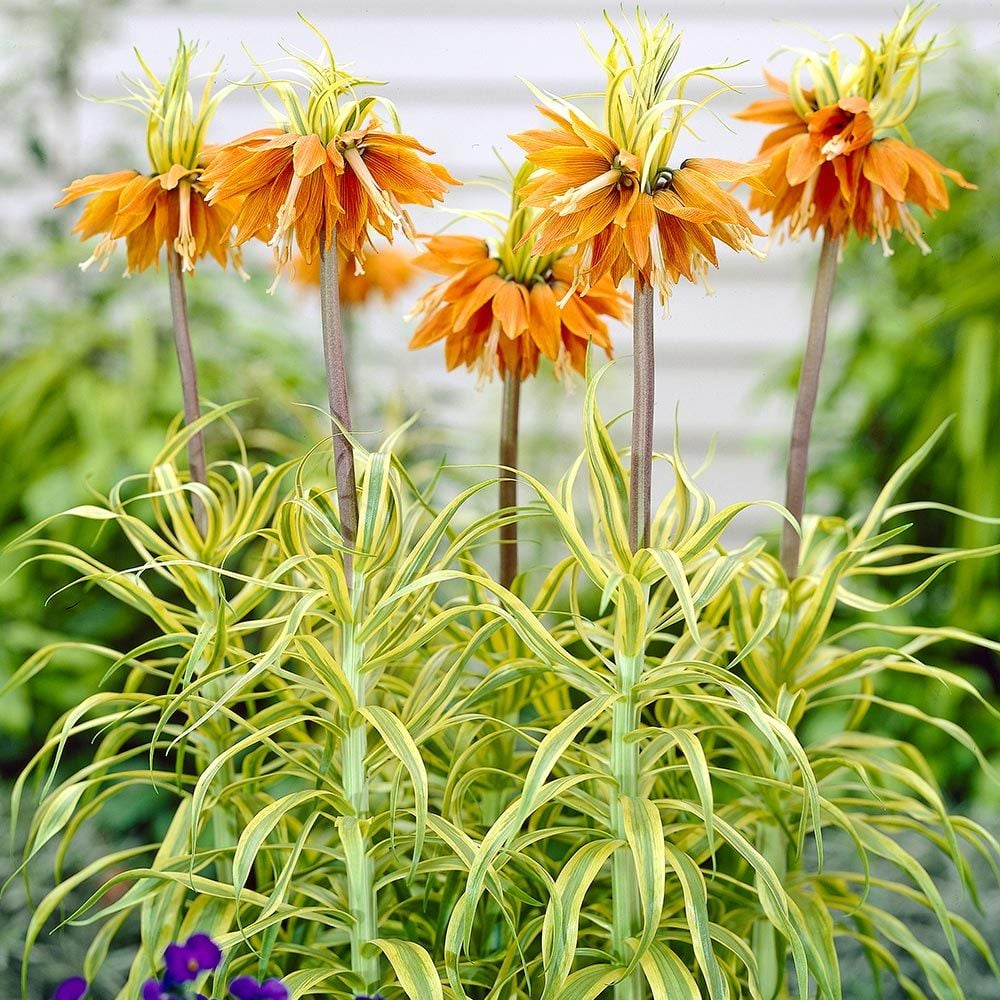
[808,97,874,161]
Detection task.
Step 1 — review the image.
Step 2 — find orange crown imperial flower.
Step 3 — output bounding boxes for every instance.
[408,166,630,383]
[734,3,975,254]
[200,18,458,291]
[56,37,245,277]
[510,11,769,302]
[293,241,417,307]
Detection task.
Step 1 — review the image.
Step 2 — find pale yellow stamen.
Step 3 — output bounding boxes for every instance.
[267,174,304,293]
[389,192,417,243]
[736,226,767,261]
[821,136,846,160]
[80,235,117,272]
[897,203,931,255]
[552,168,621,216]
[872,188,894,257]
[173,180,197,272]
[648,225,667,299]
[553,342,574,385]
[231,245,250,282]
[789,173,819,238]
[475,319,502,386]
[693,254,713,295]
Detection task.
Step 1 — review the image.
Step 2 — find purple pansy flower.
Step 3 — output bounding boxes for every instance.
[142,982,209,1000]
[52,979,88,1000]
[229,975,290,1000]
[356,995,386,1000]
[164,933,223,984]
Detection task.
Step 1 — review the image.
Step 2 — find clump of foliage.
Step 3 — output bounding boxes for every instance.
[0,246,327,762]
[7,394,999,999]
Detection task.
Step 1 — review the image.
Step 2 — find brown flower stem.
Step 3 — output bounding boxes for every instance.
[166,246,208,535]
[629,282,655,552]
[499,371,521,590]
[319,236,359,584]
[781,228,840,578]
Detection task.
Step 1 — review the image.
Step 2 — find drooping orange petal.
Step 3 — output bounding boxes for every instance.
[55,170,138,207]
[493,280,530,339]
[785,134,824,186]
[528,282,562,359]
[293,134,329,177]
[838,96,870,115]
[624,192,655,272]
[159,164,195,190]
[111,176,161,236]
[424,235,489,266]
[669,168,743,224]
[681,157,772,195]
[732,98,800,124]
[529,146,613,183]
[452,273,505,330]
[862,140,910,202]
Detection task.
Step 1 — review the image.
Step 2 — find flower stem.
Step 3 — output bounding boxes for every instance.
[781,229,840,578]
[611,652,644,1000]
[629,282,655,552]
[499,371,521,590]
[319,238,360,584]
[166,246,207,535]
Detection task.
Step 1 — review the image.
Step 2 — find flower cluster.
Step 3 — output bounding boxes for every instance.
[510,11,768,301]
[52,935,289,1000]
[734,3,974,252]
[56,38,246,276]
[408,165,630,381]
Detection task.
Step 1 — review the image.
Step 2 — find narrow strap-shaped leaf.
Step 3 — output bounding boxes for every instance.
[613,573,649,659]
[854,418,952,546]
[620,797,666,971]
[639,941,703,1000]
[232,790,332,904]
[369,938,443,1000]
[515,695,615,827]
[661,842,728,999]
[555,965,625,1000]
[541,838,621,999]
[361,705,429,877]
[649,548,702,646]
[583,374,631,568]
[463,774,591,949]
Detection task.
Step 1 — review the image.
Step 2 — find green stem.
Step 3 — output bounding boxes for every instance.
[499,371,521,590]
[629,283,655,552]
[342,576,380,991]
[752,821,788,1000]
[320,238,359,585]
[781,229,840,578]
[195,572,235,884]
[166,246,207,535]
[611,652,644,1000]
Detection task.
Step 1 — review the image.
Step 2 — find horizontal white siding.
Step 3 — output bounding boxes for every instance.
[7,0,995,537]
